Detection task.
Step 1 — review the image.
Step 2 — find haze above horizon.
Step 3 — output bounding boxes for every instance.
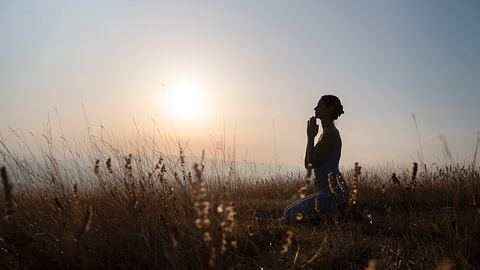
[1,1,480,167]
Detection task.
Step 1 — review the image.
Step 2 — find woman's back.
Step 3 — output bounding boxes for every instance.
[314,127,342,189]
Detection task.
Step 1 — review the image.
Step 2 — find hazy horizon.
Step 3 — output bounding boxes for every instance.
[1,1,480,168]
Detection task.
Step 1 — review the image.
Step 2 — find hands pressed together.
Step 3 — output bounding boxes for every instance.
[307,116,318,139]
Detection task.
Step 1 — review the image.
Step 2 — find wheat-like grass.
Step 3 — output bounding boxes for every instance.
[1,122,479,269]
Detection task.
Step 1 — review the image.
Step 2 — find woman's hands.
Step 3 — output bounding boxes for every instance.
[307,116,319,139]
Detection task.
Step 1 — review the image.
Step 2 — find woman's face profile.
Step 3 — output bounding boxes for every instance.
[314,99,331,119]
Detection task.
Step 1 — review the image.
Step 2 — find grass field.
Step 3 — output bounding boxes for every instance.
[1,133,480,270]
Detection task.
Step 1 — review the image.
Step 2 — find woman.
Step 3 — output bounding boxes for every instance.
[283,95,349,222]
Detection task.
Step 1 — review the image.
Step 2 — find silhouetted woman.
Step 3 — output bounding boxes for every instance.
[283,95,349,222]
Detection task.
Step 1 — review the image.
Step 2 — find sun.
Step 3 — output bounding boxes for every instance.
[167,82,205,121]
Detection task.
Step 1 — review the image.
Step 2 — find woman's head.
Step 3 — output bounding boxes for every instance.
[314,95,344,120]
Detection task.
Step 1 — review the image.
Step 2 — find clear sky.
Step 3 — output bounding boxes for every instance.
[1,1,480,168]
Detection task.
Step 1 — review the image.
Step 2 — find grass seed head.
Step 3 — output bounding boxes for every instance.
[409,162,418,189]
[381,184,386,194]
[314,197,321,213]
[106,157,113,173]
[336,175,346,193]
[73,183,79,202]
[327,172,337,196]
[349,162,361,206]
[280,230,294,254]
[94,159,100,174]
[366,259,377,270]
[125,154,133,177]
[1,166,15,220]
[391,173,401,186]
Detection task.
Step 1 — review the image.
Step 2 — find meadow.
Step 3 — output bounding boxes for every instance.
[0,129,479,270]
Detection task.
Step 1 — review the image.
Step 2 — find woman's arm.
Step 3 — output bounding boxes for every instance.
[306,131,334,168]
[305,135,315,169]
[305,117,321,168]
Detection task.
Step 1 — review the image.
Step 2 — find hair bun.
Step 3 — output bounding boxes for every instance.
[320,95,344,119]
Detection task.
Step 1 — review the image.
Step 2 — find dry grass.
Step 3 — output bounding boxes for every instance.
[1,131,480,270]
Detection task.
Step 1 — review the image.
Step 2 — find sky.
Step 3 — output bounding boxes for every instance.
[1,1,480,168]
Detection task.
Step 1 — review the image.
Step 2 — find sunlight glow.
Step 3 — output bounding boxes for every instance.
[167,82,206,121]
